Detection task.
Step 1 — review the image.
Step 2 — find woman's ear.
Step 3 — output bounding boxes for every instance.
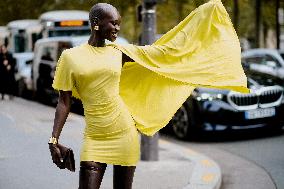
[92,17,100,31]
[93,17,99,26]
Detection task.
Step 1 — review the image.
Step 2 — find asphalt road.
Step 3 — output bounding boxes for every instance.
[162,131,284,189]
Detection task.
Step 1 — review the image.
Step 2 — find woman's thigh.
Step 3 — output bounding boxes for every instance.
[79,161,107,189]
[113,165,136,189]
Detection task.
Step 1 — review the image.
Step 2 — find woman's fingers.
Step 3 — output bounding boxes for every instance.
[49,144,64,168]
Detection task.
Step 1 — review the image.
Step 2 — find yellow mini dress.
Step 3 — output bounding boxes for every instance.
[52,0,249,166]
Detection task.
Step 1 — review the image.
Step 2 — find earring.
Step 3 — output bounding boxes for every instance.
[94,25,99,30]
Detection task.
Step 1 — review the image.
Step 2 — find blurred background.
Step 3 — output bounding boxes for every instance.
[1,1,284,189]
[0,0,283,48]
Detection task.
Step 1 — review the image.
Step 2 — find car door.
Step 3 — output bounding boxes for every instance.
[49,41,72,79]
[36,42,57,94]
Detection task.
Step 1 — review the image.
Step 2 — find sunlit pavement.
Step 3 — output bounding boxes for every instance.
[162,129,284,189]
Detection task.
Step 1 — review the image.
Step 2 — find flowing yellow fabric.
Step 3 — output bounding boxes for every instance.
[52,0,249,166]
[109,0,249,136]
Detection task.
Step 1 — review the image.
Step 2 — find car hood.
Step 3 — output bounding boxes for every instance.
[194,76,281,95]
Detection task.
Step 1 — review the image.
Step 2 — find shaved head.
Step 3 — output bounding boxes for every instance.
[89,3,119,26]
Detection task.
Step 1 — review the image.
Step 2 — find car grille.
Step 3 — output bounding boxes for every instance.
[227,86,283,110]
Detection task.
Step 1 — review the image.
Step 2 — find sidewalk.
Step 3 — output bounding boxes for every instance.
[101,139,221,189]
[0,98,221,189]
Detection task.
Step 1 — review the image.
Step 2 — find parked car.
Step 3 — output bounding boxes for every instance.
[32,36,88,103]
[241,48,284,87]
[169,72,284,140]
[13,52,33,97]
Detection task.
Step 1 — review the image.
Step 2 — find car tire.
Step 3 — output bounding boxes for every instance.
[171,102,196,140]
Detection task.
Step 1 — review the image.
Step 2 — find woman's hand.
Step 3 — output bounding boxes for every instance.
[49,143,64,169]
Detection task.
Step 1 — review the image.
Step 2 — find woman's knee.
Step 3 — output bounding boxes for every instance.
[79,161,107,189]
[80,161,107,171]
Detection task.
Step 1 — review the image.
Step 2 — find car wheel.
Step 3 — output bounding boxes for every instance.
[172,104,191,140]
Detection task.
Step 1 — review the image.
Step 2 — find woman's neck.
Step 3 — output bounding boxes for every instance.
[88,33,106,47]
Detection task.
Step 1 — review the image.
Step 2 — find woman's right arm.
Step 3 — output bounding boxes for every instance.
[49,90,72,167]
[52,90,72,139]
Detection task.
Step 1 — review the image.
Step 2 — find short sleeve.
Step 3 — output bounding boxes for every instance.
[52,51,80,99]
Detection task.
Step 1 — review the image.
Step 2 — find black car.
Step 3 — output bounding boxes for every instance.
[169,74,284,139]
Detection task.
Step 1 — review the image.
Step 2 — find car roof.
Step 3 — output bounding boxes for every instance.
[242,48,284,63]
[242,48,280,56]
[7,19,40,30]
[39,10,89,22]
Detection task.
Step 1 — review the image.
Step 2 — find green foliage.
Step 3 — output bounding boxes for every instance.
[0,0,279,44]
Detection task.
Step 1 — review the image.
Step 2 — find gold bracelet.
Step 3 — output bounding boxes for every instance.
[48,137,58,145]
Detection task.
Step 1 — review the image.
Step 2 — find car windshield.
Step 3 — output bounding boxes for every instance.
[14,33,28,53]
[48,29,90,37]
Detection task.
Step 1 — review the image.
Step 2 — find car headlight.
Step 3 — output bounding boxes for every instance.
[192,92,223,101]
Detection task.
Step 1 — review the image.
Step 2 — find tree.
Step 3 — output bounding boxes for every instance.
[233,0,239,34]
[0,0,280,46]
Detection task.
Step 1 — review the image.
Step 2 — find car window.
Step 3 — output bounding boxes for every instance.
[243,56,264,64]
[41,46,56,61]
[57,41,72,60]
[243,55,280,68]
[264,55,281,67]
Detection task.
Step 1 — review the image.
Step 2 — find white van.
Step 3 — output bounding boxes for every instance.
[32,36,88,103]
[7,19,41,53]
[39,10,90,38]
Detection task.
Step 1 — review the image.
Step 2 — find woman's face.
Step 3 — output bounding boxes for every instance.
[1,46,7,53]
[98,10,121,42]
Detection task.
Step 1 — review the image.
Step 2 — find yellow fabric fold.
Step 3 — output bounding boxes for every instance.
[52,50,81,99]
[108,0,249,136]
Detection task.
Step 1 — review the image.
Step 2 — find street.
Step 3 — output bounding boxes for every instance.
[162,131,284,189]
[1,98,284,189]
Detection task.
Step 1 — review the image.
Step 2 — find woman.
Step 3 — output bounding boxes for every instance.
[0,45,16,100]
[49,1,248,189]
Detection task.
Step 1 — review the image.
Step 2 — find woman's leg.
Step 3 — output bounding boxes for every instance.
[79,161,107,189]
[113,165,136,189]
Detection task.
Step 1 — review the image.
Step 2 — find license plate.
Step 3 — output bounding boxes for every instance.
[245,108,276,120]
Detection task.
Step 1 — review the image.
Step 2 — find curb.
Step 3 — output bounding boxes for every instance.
[160,139,222,189]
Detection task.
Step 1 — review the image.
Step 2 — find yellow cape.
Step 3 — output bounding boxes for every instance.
[110,0,249,136]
